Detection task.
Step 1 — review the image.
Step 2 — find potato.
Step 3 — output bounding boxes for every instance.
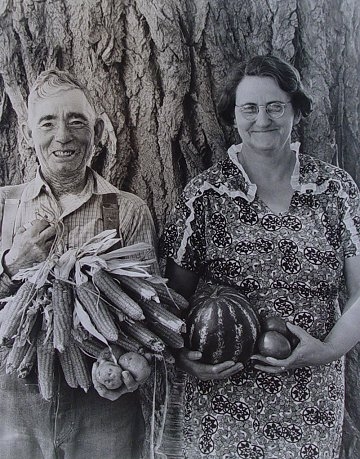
[96,360,123,390]
[118,352,151,382]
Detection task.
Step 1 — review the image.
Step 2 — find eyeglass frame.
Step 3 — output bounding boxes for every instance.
[235,101,292,120]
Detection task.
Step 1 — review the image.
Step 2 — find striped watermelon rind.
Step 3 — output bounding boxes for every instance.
[185,284,260,364]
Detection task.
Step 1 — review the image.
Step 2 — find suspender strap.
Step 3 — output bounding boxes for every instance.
[2,198,21,252]
[1,185,25,253]
[101,193,120,233]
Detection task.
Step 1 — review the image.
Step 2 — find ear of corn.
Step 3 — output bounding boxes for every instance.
[120,319,165,353]
[149,282,189,312]
[53,279,73,352]
[17,287,46,347]
[116,276,157,302]
[6,339,31,374]
[147,320,185,349]
[36,329,55,401]
[68,339,92,392]
[59,345,78,388]
[17,341,37,378]
[75,336,106,359]
[0,281,36,346]
[116,329,145,354]
[92,269,145,321]
[107,305,125,322]
[137,298,186,334]
[75,282,118,342]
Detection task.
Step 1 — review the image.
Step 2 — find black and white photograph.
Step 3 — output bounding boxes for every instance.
[0,1,359,458]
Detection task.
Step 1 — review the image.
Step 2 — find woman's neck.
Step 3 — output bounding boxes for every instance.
[239,144,295,183]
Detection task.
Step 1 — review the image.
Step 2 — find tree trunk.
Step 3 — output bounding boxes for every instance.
[0,0,359,456]
[1,0,359,230]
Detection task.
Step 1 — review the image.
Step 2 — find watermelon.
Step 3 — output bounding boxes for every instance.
[185,284,260,364]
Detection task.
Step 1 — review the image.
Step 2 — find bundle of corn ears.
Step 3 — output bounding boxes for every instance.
[0,229,188,400]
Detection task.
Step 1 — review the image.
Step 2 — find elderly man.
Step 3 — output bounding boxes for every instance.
[0,69,158,459]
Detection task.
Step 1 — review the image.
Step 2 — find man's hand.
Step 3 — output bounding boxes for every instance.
[176,348,244,381]
[92,360,142,401]
[251,323,339,374]
[4,219,56,277]
[91,346,152,401]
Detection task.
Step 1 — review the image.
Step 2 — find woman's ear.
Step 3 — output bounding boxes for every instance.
[21,122,35,148]
[94,118,105,145]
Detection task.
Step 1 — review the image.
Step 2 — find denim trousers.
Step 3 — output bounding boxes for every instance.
[0,348,145,459]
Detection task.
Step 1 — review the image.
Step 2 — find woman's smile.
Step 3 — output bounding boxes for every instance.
[235,76,297,154]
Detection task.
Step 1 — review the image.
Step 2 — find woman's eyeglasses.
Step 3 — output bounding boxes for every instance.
[235,101,291,121]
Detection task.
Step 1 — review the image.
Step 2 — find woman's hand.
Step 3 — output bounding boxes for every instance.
[251,323,339,374]
[176,348,244,381]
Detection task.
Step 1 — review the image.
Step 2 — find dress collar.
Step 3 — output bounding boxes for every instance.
[226,142,304,202]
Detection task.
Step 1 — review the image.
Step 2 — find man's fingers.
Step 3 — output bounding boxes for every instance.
[122,371,139,392]
[39,224,57,241]
[17,219,54,240]
[22,219,49,232]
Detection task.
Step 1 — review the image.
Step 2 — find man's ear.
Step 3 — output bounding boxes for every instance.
[94,118,104,145]
[21,122,35,148]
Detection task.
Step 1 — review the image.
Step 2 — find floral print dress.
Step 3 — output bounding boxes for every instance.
[161,143,360,459]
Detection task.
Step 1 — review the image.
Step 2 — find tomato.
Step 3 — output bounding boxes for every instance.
[262,316,300,350]
[257,330,292,359]
[262,316,289,336]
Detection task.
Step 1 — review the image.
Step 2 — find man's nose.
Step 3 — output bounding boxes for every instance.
[54,121,72,143]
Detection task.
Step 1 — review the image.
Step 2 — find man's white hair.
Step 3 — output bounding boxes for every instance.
[28,68,96,119]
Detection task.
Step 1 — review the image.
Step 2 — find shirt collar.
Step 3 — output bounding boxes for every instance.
[22,166,120,202]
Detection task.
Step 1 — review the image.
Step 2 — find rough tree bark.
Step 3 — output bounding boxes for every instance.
[0,0,359,456]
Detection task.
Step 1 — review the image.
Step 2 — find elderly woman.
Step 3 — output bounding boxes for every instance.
[161,55,360,458]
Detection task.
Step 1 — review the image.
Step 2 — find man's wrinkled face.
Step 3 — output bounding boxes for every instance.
[26,88,97,180]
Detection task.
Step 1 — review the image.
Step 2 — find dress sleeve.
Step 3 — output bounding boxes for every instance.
[160,187,206,275]
[339,170,360,258]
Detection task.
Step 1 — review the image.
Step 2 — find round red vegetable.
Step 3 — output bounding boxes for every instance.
[257,330,292,359]
[185,284,260,364]
[261,316,300,349]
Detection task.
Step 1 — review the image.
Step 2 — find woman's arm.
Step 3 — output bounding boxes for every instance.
[165,258,199,299]
[322,255,360,355]
[253,255,360,373]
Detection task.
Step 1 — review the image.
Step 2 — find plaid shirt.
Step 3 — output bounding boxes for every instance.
[0,167,158,296]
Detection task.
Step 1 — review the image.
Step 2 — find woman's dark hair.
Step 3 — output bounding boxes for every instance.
[217,55,313,125]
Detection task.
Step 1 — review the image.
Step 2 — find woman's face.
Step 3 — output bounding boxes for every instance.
[234,76,299,155]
